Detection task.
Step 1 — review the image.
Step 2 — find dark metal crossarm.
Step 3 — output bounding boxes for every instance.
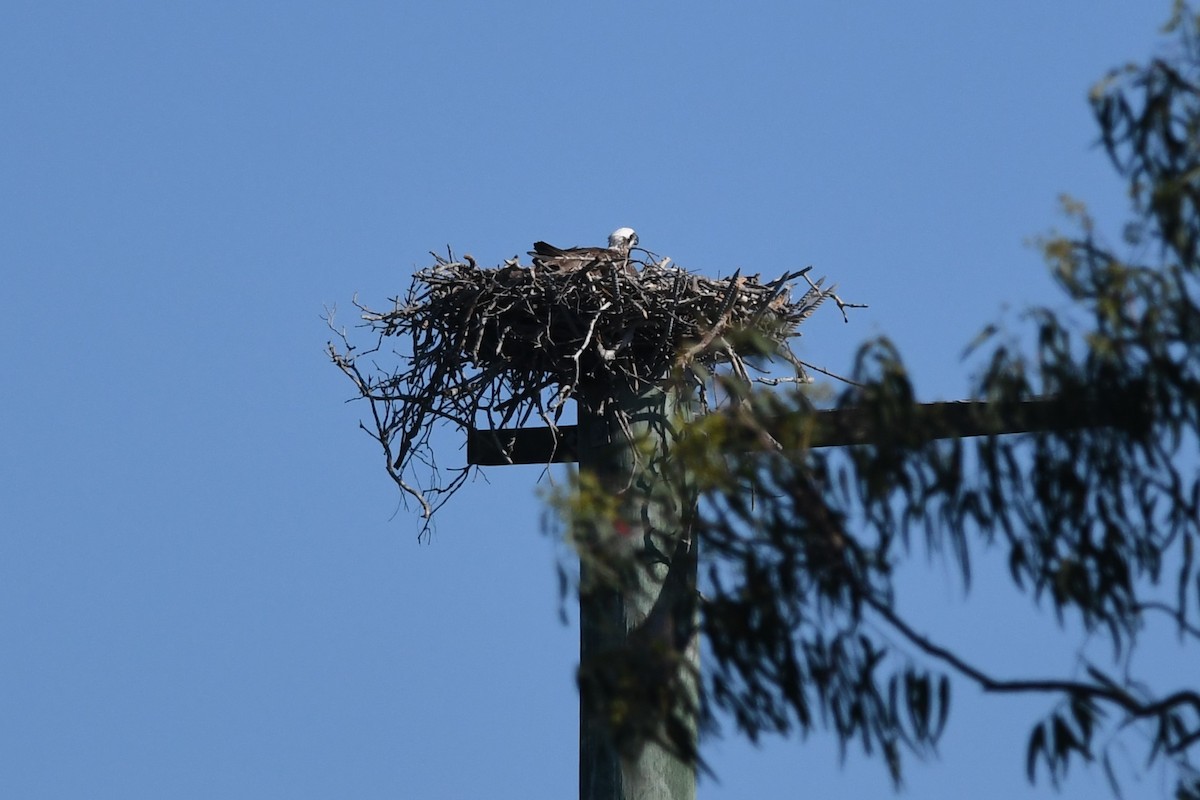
[466,398,1102,466]
[468,425,579,466]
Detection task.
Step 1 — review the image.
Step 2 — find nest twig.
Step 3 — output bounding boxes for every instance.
[326,246,862,523]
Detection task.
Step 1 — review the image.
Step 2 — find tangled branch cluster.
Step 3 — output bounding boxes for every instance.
[327,246,858,519]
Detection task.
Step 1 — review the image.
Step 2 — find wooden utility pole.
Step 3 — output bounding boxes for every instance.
[574,382,696,800]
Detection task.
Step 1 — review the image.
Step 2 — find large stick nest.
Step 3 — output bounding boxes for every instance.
[328,245,860,520]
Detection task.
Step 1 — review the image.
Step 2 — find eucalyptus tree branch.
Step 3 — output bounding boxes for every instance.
[863,591,1200,730]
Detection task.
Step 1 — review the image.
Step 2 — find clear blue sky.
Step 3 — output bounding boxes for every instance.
[1,2,1186,798]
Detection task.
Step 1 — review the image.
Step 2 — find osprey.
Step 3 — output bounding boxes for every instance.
[528,227,639,274]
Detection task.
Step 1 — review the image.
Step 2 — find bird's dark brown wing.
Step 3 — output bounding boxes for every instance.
[528,242,615,272]
[530,242,612,259]
[530,241,566,258]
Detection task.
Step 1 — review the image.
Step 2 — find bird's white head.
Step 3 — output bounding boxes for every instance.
[608,227,639,251]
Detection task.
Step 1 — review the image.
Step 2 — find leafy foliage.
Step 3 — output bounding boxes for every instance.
[556,6,1200,796]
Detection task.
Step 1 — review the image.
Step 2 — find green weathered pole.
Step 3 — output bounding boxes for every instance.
[576,382,697,800]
